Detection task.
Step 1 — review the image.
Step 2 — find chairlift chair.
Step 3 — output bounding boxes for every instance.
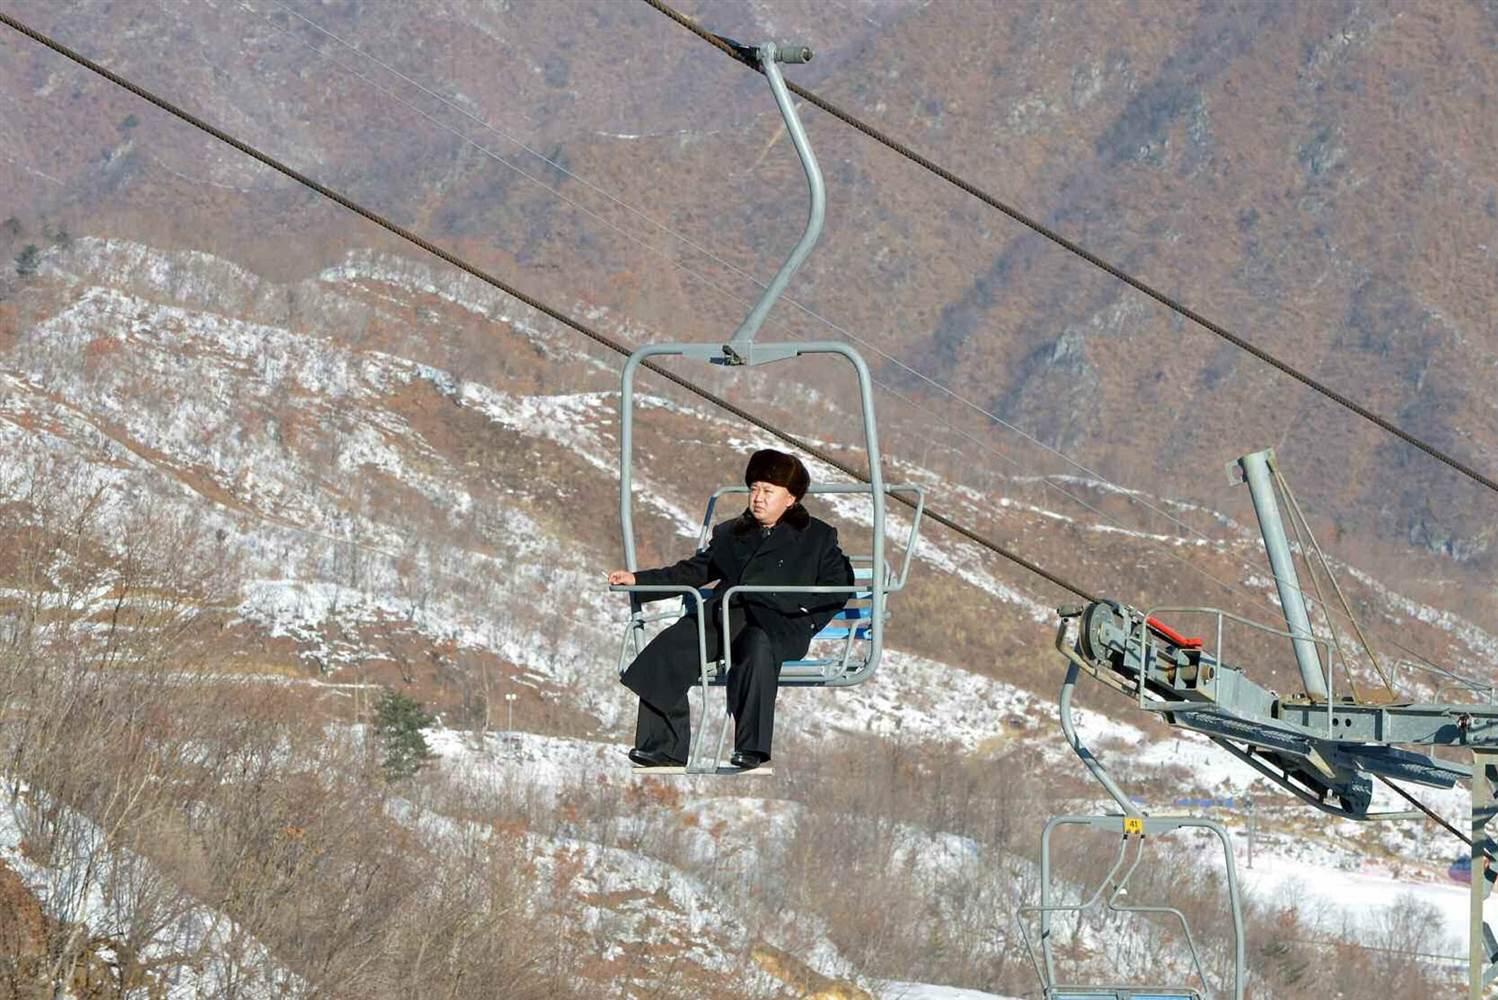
[609,40,924,774]
[1016,618,1247,1000]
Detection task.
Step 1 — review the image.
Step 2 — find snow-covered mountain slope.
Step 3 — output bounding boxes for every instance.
[0,785,302,999]
[12,239,1498,697]
[1,236,1487,995]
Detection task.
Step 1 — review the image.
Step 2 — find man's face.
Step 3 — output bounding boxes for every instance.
[748,481,795,527]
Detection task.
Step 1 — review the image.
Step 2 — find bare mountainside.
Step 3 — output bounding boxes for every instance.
[1,1,1497,995]
[0,234,1483,997]
[1,0,1496,584]
[7,236,1497,707]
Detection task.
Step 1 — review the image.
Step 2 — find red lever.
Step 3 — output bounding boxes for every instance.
[1146,616,1203,649]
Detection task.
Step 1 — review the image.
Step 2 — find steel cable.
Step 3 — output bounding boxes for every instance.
[1378,775,1472,848]
[0,9,1096,604]
[246,0,1488,697]
[640,0,1498,497]
[8,7,1484,857]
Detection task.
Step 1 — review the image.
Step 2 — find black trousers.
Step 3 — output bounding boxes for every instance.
[620,612,781,762]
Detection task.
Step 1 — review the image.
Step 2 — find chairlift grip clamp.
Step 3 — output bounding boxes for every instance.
[712,35,813,66]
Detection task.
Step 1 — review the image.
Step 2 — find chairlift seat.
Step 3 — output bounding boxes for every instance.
[612,484,923,772]
[689,563,881,687]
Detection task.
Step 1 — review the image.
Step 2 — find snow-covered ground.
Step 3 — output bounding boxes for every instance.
[11,236,1498,990]
[1237,850,1467,958]
[429,724,1481,968]
[880,984,1019,1000]
[0,786,298,999]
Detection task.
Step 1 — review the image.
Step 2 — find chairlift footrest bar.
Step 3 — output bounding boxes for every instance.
[632,765,774,777]
[1050,992,1202,1000]
[1054,994,1204,999]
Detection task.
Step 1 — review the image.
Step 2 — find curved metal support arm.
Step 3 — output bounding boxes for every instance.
[1106,859,1212,997]
[726,43,825,351]
[1104,839,1147,910]
[1058,620,1145,819]
[1107,889,1216,994]
[612,583,723,771]
[1030,820,1136,987]
[618,345,687,572]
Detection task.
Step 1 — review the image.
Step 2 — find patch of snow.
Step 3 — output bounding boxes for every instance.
[1239,848,1465,957]
[880,985,1020,1000]
[0,786,300,998]
[1346,564,1498,664]
[814,490,1053,624]
[786,647,1143,751]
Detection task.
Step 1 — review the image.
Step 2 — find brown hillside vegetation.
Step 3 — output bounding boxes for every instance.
[0,858,49,999]
[0,449,1464,995]
[0,1,1494,996]
[2,0,1495,585]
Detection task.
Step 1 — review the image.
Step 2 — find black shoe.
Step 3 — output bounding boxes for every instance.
[628,748,685,768]
[729,751,769,770]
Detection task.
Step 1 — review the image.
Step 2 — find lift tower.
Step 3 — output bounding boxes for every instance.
[1032,448,1498,999]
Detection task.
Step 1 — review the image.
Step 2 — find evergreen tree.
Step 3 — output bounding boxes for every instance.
[373,688,435,780]
[14,244,39,277]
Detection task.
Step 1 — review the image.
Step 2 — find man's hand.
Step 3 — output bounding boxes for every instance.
[607,570,636,586]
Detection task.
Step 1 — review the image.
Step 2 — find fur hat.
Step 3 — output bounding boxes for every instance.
[744,448,810,500]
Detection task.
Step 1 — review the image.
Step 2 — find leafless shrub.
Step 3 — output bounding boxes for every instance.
[0,456,579,997]
[0,454,1461,999]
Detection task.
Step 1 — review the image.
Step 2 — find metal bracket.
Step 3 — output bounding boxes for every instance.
[717,342,803,367]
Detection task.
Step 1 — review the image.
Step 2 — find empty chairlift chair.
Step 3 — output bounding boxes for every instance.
[1014,613,1246,1000]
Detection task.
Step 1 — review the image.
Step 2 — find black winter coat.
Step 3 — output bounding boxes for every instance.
[633,506,854,663]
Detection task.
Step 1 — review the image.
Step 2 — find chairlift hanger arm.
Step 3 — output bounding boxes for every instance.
[722,40,823,357]
[616,38,894,714]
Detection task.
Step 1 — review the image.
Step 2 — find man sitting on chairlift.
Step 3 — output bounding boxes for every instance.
[608,449,853,770]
